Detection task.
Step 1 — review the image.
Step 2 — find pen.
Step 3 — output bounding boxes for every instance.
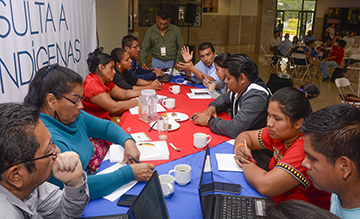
[148,121,157,132]
[169,143,181,151]
[244,138,254,162]
[131,157,140,163]
[201,75,212,84]
[244,138,248,151]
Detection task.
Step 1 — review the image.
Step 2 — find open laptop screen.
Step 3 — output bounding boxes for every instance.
[198,145,214,194]
[128,170,169,219]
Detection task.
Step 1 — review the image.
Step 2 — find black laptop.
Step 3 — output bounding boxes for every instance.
[184,75,203,85]
[157,60,176,82]
[84,170,169,219]
[198,145,274,219]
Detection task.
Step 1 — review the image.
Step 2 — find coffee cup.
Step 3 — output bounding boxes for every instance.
[169,85,180,94]
[193,133,212,149]
[162,98,175,109]
[168,164,191,186]
[159,174,175,197]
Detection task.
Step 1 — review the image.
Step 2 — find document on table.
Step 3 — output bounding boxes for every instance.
[105,141,169,163]
[96,162,138,202]
[215,153,243,172]
[129,103,166,115]
[136,141,170,161]
[187,88,212,99]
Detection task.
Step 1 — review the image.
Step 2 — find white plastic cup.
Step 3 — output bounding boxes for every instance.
[159,174,175,197]
[157,116,169,140]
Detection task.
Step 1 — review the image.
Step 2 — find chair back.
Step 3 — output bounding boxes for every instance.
[335,77,351,88]
[291,53,308,66]
[260,45,269,55]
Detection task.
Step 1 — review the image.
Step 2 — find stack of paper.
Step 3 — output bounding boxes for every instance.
[136,141,170,161]
[187,88,212,99]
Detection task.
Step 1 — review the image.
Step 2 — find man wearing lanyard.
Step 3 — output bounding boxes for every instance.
[140,9,184,69]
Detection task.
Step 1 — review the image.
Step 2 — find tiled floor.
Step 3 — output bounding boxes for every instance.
[214,44,357,112]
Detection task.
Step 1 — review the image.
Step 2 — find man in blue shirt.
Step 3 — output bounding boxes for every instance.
[302,104,360,219]
[122,35,164,81]
[276,33,292,56]
[304,30,316,44]
[178,42,219,82]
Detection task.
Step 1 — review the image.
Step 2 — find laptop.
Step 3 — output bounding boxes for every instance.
[184,75,203,85]
[84,170,169,219]
[157,60,176,82]
[198,145,274,219]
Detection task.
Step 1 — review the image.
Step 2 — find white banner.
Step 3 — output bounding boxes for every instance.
[0,0,97,103]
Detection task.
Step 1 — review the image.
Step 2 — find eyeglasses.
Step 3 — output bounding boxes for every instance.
[131,45,141,49]
[5,140,57,170]
[54,91,85,105]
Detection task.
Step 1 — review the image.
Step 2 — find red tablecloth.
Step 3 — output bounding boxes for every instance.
[119,83,231,166]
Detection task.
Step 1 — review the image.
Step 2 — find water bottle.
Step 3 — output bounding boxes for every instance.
[138,89,158,123]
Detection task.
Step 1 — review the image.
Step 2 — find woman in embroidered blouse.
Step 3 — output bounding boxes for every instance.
[82,47,140,121]
[234,84,331,210]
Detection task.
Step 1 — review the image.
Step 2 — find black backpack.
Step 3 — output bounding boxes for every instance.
[331,67,344,81]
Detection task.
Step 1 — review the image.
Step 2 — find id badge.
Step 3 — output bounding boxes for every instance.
[161,47,166,56]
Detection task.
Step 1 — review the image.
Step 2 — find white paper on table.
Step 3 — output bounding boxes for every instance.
[204,155,212,172]
[227,139,235,145]
[186,93,212,99]
[129,103,166,115]
[96,162,138,202]
[130,132,152,142]
[215,153,243,172]
[106,144,125,163]
[137,141,169,161]
[190,88,210,94]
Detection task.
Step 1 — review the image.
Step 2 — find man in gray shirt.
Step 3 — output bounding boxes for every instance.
[0,103,89,219]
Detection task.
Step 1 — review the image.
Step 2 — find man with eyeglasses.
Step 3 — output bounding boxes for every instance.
[122,35,164,81]
[0,103,89,218]
[140,9,184,69]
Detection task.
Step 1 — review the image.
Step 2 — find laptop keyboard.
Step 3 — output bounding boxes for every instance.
[219,196,254,219]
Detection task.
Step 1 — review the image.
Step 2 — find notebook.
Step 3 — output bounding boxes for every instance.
[157,60,176,82]
[84,170,169,219]
[198,145,274,219]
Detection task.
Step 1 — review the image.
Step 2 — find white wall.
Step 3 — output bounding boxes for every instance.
[205,0,231,15]
[241,0,258,16]
[96,0,128,53]
[207,0,258,16]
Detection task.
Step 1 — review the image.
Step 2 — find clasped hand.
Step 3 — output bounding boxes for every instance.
[52,151,83,187]
[192,107,217,126]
